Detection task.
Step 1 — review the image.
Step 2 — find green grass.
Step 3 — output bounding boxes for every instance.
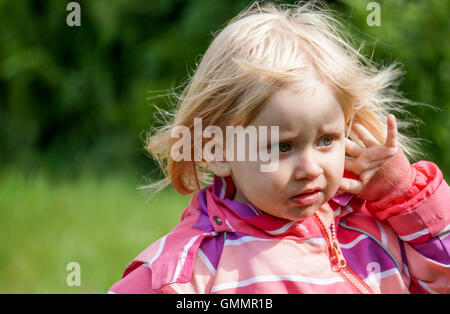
[0,169,191,293]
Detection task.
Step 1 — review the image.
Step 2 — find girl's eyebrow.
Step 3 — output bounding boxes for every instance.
[319,124,345,133]
[272,124,344,143]
[268,132,299,144]
[278,134,300,142]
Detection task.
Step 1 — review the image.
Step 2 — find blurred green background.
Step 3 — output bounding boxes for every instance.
[0,0,448,293]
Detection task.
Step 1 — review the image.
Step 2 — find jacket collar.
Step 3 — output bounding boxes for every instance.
[193,175,356,240]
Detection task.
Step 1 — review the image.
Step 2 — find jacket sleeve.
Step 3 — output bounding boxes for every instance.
[108,263,161,294]
[108,248,216,294]
[360,150,450,294]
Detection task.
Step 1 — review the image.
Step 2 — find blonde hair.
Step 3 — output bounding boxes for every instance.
[143,1,420,196]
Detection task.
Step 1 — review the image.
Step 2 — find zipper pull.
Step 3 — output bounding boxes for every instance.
[331,240,347,271]
[314,213,348,272]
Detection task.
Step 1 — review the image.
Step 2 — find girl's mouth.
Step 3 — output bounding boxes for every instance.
[291,190,321,206]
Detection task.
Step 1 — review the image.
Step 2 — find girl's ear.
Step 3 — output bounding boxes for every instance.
[204,139,231,177]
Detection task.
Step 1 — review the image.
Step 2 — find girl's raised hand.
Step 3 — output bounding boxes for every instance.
[338,114,399,196]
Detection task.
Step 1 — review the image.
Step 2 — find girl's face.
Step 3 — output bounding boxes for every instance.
[229,82,346,221]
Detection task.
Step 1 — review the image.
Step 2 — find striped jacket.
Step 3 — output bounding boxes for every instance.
[109,151,450,293]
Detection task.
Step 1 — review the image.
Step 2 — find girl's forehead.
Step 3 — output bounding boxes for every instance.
[251,82,345,131]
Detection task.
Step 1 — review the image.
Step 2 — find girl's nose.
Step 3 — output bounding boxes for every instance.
[293,152,323,180]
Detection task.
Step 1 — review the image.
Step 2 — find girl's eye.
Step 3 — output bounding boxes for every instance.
[278,142,292,153]
[318,135,335,147]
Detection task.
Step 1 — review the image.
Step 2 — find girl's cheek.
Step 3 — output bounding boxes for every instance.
[267,168,291,191]
[324,151,345,184]
[333,143,346,167]
[253,170,273,188]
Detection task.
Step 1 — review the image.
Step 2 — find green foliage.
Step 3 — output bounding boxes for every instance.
[0,0,447,178]
[0,168,190,292]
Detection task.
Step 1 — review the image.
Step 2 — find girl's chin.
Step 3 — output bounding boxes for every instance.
[255,196,327,221]
[287,205,319,221]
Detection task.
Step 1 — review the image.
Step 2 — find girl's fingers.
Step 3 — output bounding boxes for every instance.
[384,114,398,149]
[364,145,398,161]
[345,156,388,175]
[344,157,358,174]
[352,122,379,147]
[345,138,364,157]
[338,177,363,195]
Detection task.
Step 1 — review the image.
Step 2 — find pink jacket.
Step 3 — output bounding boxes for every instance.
[109,151,450,293]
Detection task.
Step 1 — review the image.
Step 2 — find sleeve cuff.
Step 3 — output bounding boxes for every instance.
[359,149,414,202]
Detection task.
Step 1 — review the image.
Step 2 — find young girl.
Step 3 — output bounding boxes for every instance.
[109,2,449,294]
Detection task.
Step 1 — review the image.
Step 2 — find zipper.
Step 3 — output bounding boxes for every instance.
[314,212,372,294]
